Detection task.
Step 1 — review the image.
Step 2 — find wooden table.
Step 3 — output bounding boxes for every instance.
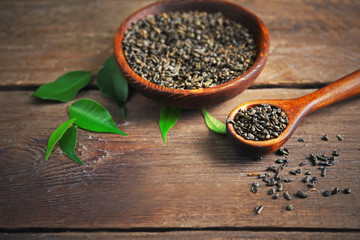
[1,0,359,239]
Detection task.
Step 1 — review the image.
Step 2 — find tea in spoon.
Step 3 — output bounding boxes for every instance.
[226,69,360,156]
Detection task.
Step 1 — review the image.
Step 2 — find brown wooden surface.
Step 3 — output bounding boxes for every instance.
[1,231,360,240]
[0,0,359,88]
[1,90,360,229]
[1,0,360,239]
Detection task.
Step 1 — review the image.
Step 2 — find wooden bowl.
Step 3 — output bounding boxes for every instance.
[114,0,270,109]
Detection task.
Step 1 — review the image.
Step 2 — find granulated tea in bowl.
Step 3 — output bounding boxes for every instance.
[123,11,257,90]
[114,0,270,109]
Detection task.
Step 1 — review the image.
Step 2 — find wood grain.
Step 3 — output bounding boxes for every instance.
[1,231,360,240]
[0,0,359,87]
[1,89,359,229]
[0,0,359,236]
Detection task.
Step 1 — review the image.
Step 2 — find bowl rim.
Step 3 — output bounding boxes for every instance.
[114,0,270,97]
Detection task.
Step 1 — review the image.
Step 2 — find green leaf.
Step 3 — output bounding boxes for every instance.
[96,56,128,119]
[46,118,76,161]
[159,106,182,143]
[59,125,84,165]
[69,98,127,135]
[33,71,92,102]
[202,108,226,134]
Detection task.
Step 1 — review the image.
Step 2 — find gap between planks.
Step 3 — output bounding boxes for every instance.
[1,226,360,233]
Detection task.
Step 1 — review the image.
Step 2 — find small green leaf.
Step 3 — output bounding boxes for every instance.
[59,125,84,165]
[96,56,128,119]
[46,118,76,161]
[202,108,226,134]
[159,106,182,143]
[33,71,92,102]
[69,98,127,135]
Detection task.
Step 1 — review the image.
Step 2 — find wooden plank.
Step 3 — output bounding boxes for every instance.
[254,0,360,87]
[0,89,359,229]
[0,0,359,87]
[1,231,360,240]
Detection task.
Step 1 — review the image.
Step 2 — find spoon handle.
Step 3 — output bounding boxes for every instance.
[295,69,360,115]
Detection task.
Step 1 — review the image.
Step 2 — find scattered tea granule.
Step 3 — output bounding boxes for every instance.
[284,191,292,201]
[343,188,352,194]
[299,161,307,166]
[331,187,340,195]
[277,147,290,156]
[322,190,331,197]
[268,188,276,195]
[286,205,294,211]
[319,166,327,177]
[322,134,329,141]
[296,191,308,199]
[336,135,344,141]
[251,182,261,194]
[255,205,264,214]
[332,150,340,156]
[247,140,352,215]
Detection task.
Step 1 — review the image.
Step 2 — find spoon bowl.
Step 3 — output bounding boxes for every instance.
[226,69,360,156]
[114,0,269,109]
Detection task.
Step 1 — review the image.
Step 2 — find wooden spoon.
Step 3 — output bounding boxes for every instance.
[226,69,360,156]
